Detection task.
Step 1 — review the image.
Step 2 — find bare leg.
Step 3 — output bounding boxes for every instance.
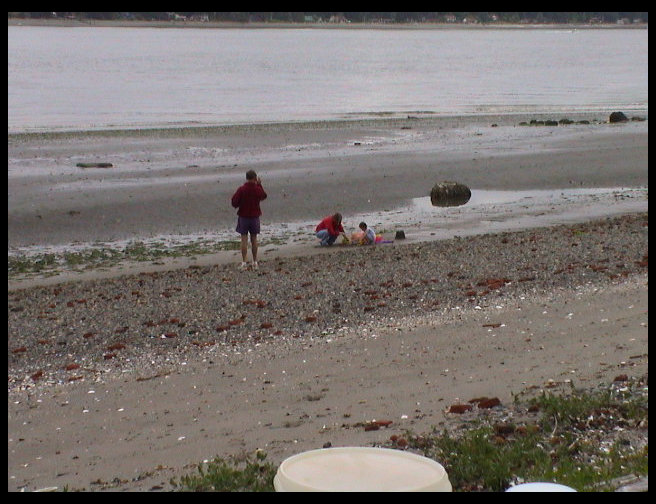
[250,234,258,263]
[240,234,249,262]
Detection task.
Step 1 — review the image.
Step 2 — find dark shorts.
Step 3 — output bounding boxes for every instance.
[236,216,260,235]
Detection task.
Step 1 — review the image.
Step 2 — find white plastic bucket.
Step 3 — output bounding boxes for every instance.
[273,446,451,492]
[506,482,577,492]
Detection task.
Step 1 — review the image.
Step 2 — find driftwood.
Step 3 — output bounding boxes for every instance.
[76,162,114,168]
[430,181,471,207]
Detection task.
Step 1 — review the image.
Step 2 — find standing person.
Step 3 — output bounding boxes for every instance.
[315,212,348,246]
[231,170,267,270]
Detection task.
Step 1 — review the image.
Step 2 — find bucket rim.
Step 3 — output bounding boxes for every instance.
[275,446,450,492]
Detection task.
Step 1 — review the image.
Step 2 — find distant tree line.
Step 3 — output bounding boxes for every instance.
[8,12,649,24]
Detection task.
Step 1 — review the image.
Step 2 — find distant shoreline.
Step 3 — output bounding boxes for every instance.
[8,17,648,30]
[8,111,634,139]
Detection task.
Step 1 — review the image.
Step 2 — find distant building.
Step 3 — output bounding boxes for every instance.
[167,12,187,21]
[328,15,349,23]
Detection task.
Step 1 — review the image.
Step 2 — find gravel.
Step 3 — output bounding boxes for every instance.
[8,212,649,396]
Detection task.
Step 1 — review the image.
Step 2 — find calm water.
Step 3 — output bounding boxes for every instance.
[8,26,648,133]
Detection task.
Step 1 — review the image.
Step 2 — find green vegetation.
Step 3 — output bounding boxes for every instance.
[8,238,243,278]
[405,380,648,492]
[171,452,277,492]
[8,230,305,279]
[172,378,647,492]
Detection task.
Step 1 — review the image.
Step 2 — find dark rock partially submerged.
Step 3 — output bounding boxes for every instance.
[609,111,629,123]
[430,181,472,207]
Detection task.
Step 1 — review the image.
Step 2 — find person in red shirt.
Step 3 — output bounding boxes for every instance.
[231,170,267,270]
[315,213,348,246]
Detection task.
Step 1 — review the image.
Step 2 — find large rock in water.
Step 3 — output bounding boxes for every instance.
[609,111,629,123]
[430,181,472,207]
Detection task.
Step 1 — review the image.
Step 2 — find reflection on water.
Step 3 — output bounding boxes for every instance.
[342,186,648,243]
[412,187,636,210]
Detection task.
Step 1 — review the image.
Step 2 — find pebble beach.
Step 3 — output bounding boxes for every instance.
[8,114,648,491]
[7,211,650,389]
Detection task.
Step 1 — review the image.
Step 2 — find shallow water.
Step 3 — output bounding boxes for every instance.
[10,187,646,261]
[413,187,630,209]
[337,187,649,242]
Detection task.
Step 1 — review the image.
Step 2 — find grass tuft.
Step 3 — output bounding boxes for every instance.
[170,452,276,492]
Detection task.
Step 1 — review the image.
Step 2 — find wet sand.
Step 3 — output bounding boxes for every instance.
[8,113,648,250]
[7,113,649,492]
